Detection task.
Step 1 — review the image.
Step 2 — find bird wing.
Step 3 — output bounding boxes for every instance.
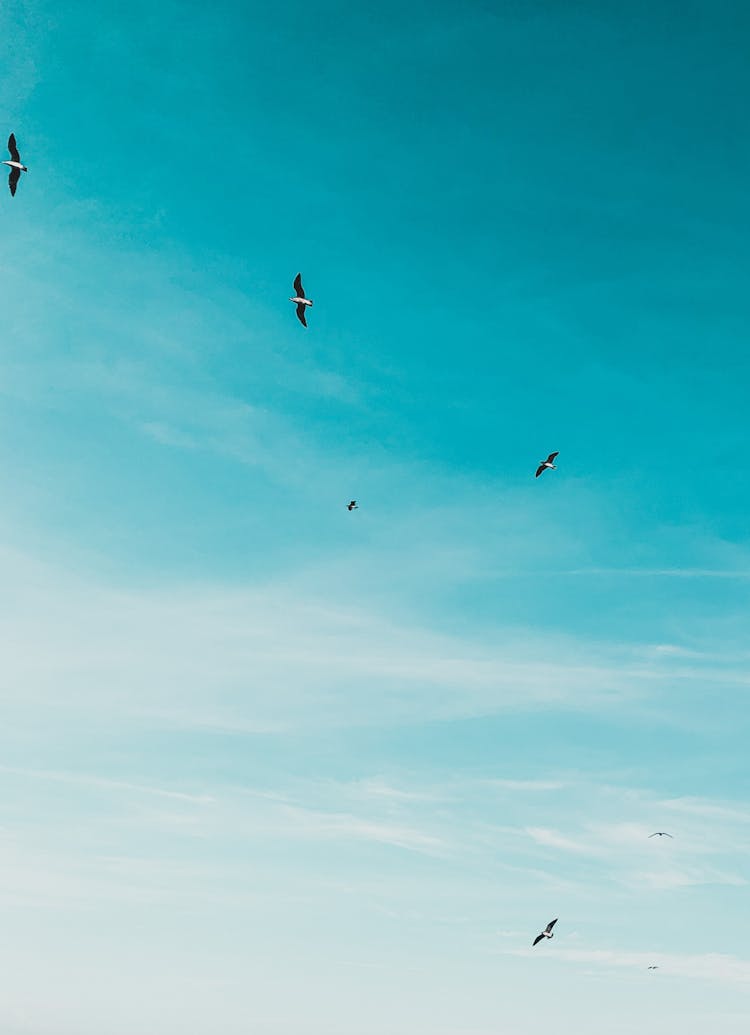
[7,133,19,162]
[296,303,307,327]
[8,166,19,196]
[293,273,305,299]
[349,501,356,507]
[545,919,558,933]
[547,452,559,463]
[535,464,545,478]
[532,934,544,947]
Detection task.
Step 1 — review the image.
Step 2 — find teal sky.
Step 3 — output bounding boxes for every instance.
[0,1,749,1032]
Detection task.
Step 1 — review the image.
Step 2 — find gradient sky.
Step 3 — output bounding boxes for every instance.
[0,1,749,1032]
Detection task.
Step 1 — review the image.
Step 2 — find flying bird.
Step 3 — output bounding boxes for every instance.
[532,918,558,947]
[3,134,27,196]
[535,451,559,478]
[347,500,358,511]
[648,832,673,838]
[647,965,659,970]
[290,273,313,326]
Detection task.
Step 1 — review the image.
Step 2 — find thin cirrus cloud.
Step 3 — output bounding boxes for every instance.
[506,945,750,987]
[277,805,446,856]
[559,568,750,579]
[0,764,215,805]
[0,540,741,736]
[635,867,747,891]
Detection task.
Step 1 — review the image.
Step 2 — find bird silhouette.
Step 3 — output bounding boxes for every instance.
[290,273,313,326]
[532,918,558,947]
[535,451,559,478]
[3,134,27,196]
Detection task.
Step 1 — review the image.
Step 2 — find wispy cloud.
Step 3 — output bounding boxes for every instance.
[525,827,591,854]
[660,797,750,824]
[555,568,750,579]
[354,777,446,803]
[635,866,747,890]
[483,778,566,792]
[507,945,750,986]
[3,544,730,737]
[279,805,445,855]
[0,765,215,805]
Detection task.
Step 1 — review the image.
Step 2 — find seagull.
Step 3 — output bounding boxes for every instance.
[647,965,659,970]
[535,451,559,478]
[648,832,673,838]
[532,918,558,947]
[347,500,358,511]
[3,134,27,196]
[290,273,313,326]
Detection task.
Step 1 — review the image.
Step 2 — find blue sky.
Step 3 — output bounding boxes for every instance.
[0,0,749,1032]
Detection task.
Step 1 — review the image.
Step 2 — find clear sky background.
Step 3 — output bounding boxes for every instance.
[0,0,749,1032]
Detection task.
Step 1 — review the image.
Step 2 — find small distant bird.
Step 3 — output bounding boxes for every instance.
[648,832,673,838]
[347,500,358,511]
[3,134,27,196]
[532,918,558,947]
[290,273,313,326]
[535,451,559,478]
[647,965,659,970]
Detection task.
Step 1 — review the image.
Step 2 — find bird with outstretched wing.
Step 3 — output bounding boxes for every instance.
[532,918,558,947]
[535,451,559,478]
[290,273,313,326]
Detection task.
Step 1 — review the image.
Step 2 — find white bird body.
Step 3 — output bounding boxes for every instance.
[542,462,556,470]
[289,296,313,308]
[2,160,26,171]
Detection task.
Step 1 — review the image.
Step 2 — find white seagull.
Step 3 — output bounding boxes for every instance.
[535,451,558,478]
[290,273,313,327]
[347,500,358,511]
[532,918,558,947]
[3,134,27,196]
[648,832,673,838]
